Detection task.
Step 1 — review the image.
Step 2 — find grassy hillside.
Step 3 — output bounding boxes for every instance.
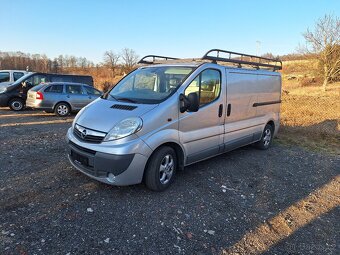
[278,59,340,155]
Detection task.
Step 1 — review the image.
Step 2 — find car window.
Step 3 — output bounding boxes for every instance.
[51,75,73,82]
[44,85,64,93]
[73,76,93,85]
[32,75,48,86]
[84,86,101,95]
[185,69,221,106]
[66,85,84,94]
[29,84,45,92]
[13,72,25,81]
[0,72,10,82]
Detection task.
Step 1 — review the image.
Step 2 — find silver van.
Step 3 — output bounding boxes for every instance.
[26,82,102,116]
[0,70,31,84]
[66,49,282,191]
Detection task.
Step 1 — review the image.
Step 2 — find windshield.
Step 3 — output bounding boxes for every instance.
[107,66,194,104]
[12,73,34,85]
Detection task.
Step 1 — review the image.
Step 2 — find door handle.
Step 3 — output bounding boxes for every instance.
[66,95,70,98]
[227,104,231,116]
[218,104,223,117]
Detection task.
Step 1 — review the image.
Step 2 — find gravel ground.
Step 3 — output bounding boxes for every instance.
[0,108,339,255]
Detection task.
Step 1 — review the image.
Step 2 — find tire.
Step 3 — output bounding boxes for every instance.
[254,124,274,150]
[54,103,70,117]
[144,146,177,191]
[9,98,24,111]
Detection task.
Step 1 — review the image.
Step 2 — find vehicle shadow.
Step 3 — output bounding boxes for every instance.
[280,119,339,136]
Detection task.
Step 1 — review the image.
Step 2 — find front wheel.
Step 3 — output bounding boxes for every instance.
[144,146,177,191]
[254,124,274,150]
[9,98,24,111]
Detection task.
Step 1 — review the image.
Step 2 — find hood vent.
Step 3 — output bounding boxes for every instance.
[111,104,137,111]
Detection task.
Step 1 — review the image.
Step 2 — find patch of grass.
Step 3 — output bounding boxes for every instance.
[279,61,340,155]
[276,128,340,156]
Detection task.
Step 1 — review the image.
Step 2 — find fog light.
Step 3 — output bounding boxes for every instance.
[107,173,116,183]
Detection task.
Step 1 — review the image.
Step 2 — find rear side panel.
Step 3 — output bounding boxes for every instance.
[255,73,281,136]
[224,68,281,149]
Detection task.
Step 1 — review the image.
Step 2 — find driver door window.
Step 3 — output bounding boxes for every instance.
[185,69,221,107]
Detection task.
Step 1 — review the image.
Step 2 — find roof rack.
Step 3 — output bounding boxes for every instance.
[138,55,179,64]
[202,49,282,70]
[138,49,282,71]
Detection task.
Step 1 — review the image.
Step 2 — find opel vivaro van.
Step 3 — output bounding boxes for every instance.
[66,49,282,191]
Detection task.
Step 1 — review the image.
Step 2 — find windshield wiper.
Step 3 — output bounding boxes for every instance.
[106,94,117,100]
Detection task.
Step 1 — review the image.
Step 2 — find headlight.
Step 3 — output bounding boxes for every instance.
[104,117,143,141]
[0,87,7,93]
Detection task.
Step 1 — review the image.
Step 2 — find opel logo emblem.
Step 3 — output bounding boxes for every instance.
[80,129,87,139]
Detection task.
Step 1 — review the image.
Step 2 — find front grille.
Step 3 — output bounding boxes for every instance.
[69,141,96,155]
[111,104,137,111]
[73,126,105,144]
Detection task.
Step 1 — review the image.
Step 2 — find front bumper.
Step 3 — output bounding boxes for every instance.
[66,127,152,186]
[0,93,9,107]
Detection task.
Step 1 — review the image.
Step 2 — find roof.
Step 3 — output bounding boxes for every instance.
[40,82,90,86]
[0,70,30,72]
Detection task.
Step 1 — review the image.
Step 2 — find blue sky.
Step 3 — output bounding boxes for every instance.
[1,0,339,63]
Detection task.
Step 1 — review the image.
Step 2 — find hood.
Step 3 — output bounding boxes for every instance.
[0,82,13,88]
[0,82,19,92]
[75,98,158,133]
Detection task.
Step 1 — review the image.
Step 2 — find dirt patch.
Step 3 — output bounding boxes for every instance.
[0,108,339,255]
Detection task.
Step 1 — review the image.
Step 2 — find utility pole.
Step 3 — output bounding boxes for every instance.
[256,41,261,56]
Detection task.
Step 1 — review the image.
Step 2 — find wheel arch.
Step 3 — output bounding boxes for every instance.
[8,96,24,105]
[53,101,72,111]
[143,141,185,181]
[266,120,275,132]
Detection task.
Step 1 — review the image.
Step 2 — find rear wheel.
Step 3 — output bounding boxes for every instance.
[144,146,177,191]
[9,98,24,111]
[254,124,274,150]
[55,103,70,117]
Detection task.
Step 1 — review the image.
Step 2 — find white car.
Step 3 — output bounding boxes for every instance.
[0,70,31,84]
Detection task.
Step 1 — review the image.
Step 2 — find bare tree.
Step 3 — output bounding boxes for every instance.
[52,58,59,73]
[57,55,64,72]
[121,48,139,72]
[303,14,340,91]
[103,50,120,77]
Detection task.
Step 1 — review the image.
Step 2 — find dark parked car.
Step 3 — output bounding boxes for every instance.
[0,72,94,111]
[26,82,102,116]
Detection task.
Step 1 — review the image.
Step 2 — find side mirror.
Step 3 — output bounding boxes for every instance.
[22,81,32,88]
[179,93,199,113]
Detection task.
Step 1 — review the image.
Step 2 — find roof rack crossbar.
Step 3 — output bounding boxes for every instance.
[202,49,282,70]
[138,55,179,64]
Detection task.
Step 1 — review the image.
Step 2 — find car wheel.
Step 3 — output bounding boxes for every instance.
[144,146,177,191]
[255,124,274,150]
[9,98,24,111]
[55,103,70,117]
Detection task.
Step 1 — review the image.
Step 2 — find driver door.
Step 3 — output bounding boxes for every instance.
[21,74,48,94]
[179,68,225,165]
